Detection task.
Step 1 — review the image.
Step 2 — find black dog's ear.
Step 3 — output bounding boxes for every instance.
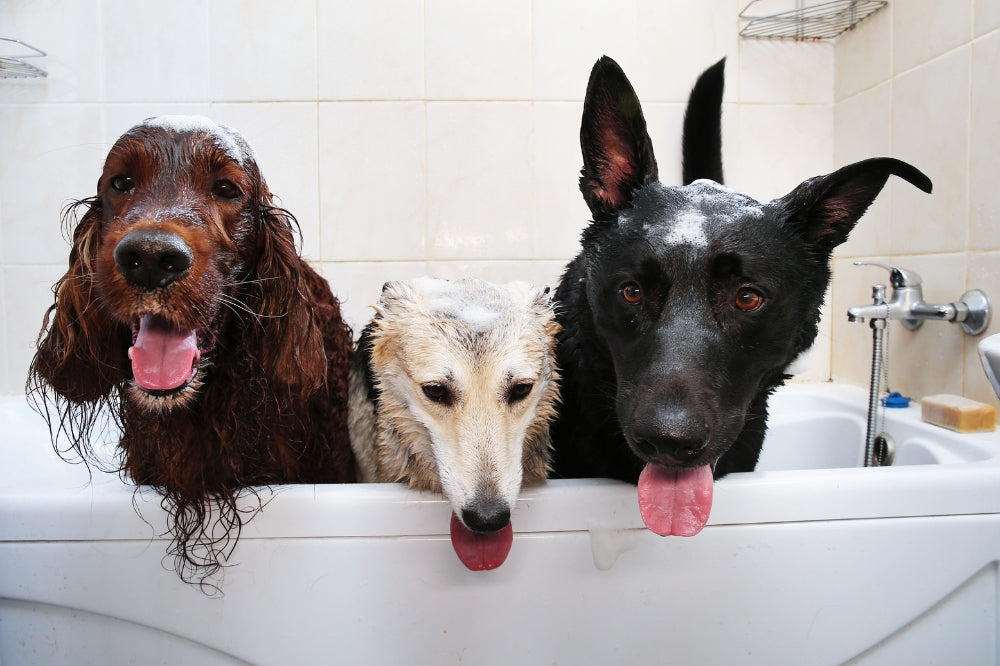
[579,56,658,220]
[775,157,932,252]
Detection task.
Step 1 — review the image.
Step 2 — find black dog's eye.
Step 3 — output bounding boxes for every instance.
[422,383,453,406]
[507,382,534,404]
[621,281,642,305]
[735,287,765,312]
[212,179,242,200]
[110,175,135,192]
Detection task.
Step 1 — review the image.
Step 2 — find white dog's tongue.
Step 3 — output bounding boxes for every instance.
[129,315,200,391]
[637,463,714,536]
[449,512,514,571]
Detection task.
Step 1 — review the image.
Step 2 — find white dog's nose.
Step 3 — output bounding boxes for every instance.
[461,496,510,533]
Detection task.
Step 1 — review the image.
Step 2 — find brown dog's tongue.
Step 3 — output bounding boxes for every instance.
[129,315,200,391]
[637,463,714,536]
[449,512,514,571]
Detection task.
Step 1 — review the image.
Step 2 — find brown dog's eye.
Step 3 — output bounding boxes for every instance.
[110,175,134,192]
[422,383,453,406]
[735,288,765,312]
[212,179,242,200]
[507,382,534,404]
[621,282,642,305]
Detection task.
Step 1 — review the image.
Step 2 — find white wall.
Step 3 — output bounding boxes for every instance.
[830,0,1000,407]
[12,1,976,398]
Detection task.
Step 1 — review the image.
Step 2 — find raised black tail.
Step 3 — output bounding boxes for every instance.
[681,57,725,185]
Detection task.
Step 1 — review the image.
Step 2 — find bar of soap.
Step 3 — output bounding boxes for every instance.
[921,394,996,433]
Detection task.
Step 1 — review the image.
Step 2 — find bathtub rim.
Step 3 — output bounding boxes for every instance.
[3,382,1000,543]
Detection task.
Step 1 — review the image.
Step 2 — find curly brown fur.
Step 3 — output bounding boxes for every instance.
[27,116,355,588]
[348,277,560,533]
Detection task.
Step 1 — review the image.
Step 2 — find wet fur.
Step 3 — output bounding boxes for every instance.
[27,118,355,588]
[550,57,933,483]
[348,278,560,529]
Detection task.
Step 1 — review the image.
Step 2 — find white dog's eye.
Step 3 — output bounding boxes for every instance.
[421,383,453,406]
[507,382,534,404]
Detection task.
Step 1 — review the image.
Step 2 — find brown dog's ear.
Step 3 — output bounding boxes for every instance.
[775,157,933,252]
[250,193,331,396]
[29,198,128,403]
[579,56,659,220]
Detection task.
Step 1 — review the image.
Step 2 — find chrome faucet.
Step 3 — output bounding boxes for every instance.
[846,262,991,336]
[847,262,992,468]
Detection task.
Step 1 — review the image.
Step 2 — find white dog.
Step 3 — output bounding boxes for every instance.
[348,277,560,570]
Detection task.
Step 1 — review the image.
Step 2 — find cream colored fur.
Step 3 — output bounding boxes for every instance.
[348,277,560,526]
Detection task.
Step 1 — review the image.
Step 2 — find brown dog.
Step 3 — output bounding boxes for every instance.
[28,116,356,586]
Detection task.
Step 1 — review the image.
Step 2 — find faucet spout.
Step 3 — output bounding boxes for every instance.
[846,303,890,323]
[846,263,991,336]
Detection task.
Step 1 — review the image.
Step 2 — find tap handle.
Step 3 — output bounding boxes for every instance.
[852,261,923,289]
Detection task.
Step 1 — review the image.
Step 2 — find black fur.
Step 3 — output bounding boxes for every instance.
[550,56,932,483]
[354,320,381,406]
[682,57,725,185]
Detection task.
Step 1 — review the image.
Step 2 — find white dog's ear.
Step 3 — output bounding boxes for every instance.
[523,284,559,332]
[502,281,552,312]
[375,280,416,318]
[531,285,555,313]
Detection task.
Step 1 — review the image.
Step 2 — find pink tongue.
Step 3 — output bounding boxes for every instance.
[637,463,714,536]
[449,512,514,571]
[129,315,200,391]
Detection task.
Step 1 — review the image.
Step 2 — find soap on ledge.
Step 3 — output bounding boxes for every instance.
[921,394,997,433]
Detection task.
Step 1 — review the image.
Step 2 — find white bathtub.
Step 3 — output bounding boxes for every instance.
[2,382,999,665]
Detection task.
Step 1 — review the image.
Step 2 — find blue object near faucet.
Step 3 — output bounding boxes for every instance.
[881,392,910,408]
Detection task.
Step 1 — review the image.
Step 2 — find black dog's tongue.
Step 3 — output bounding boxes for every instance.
[637,463,714,536]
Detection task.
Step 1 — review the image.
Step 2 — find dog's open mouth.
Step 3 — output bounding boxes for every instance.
[449,513,513,571]
[128,314,202,394]
[637,463,714,537]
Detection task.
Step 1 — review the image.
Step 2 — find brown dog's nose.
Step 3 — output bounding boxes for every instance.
[114,229,193,289]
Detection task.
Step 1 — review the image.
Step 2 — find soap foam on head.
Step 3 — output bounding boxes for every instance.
[686,179,765,223]
[414,276,510,333]
[141,115,256,165]
[664,210,709,248]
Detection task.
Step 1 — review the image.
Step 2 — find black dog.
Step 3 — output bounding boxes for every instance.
[550,56,932,536]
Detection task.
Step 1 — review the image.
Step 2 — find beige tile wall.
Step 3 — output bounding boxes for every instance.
[2,0,996,408]
[831,0,1000,407]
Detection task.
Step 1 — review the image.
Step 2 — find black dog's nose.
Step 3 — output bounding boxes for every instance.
[631,412,709,465]
[114,229,193,289]
[461,497,511,533]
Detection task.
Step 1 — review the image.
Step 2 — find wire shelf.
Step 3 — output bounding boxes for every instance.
[740,0,887,41]
[0,38,48,79]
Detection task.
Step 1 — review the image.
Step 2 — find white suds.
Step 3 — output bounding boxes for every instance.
[664,210,709,247]
[413,276,509,332]
[687,179,764,219]
[141,115,256,165]
[456,304,502,330]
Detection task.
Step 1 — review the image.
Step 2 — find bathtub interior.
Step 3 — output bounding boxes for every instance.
[758,383,998,471]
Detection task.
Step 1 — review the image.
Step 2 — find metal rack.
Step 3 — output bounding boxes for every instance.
[0,38,48,79]
[740,0,887,41]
